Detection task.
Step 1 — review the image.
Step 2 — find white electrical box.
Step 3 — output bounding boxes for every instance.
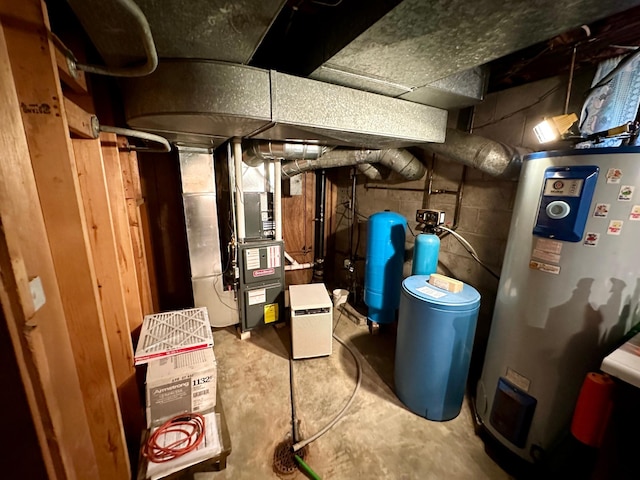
[289,284,333,359]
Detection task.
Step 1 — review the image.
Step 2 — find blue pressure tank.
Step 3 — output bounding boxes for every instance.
[364,211,407,324]
[412,233,440,275]
[395,275,480,421]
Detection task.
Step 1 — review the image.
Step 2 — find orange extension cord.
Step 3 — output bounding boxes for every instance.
[144,413,206,463]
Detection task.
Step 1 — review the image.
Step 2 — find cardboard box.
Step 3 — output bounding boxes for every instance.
[146,347,217,427]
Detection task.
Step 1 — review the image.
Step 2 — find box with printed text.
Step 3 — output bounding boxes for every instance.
[145,347,217,428]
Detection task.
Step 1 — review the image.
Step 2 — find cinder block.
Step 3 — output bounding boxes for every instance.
[463,181,516,211]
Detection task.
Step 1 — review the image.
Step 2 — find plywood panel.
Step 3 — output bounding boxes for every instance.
[283,172,315,285]
[1,1,130,477]
[102,133,145,333]
[0,19,96,479]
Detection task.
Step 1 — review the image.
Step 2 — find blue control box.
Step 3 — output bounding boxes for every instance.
[533,166,599,242]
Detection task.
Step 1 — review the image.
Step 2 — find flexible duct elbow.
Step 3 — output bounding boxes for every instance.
[282,148,425,181]
[423,128,531,179]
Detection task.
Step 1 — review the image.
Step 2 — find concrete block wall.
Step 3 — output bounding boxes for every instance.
[330,72,593,381]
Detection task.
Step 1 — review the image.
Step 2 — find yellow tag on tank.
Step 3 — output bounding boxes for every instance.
[264,303,278,324]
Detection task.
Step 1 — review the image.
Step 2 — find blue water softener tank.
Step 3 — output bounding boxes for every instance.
[395,275,480,421]
[364,211,407,324]
[411,233,440,275]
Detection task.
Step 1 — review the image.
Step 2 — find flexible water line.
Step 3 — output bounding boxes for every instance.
[291,334,362,452]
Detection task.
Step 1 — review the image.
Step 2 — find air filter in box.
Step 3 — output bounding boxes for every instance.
[134,307,213,365]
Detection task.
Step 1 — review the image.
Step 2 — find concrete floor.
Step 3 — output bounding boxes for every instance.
[201,311,513,480]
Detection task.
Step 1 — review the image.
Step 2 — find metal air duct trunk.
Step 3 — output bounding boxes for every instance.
[123,61,447,149]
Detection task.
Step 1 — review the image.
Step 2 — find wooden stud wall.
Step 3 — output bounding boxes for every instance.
[73,138,145,453]
[0,20,97,479]
[0,0,161,477]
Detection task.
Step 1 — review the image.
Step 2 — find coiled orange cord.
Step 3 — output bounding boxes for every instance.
[144,413,206,463]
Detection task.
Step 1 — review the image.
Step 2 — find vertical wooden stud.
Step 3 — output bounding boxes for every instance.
[0,19,97,479]
[119,144,156,315]
[101,133,146,333]
[1,1,130,477]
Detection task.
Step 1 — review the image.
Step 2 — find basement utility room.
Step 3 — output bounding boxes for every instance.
[3,1,640,479]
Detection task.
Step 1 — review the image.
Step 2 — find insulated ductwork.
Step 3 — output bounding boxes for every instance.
[244,140,329,164]
[422,128,532,179]
[282,148,425,180]
[357,163,392,181]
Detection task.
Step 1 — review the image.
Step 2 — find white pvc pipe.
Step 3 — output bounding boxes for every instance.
[233,138,246,242]
[284,251,298,265]
[284,262,314,271]
[274,158,282,242]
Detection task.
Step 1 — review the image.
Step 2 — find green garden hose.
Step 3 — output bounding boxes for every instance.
[295,454,321,480]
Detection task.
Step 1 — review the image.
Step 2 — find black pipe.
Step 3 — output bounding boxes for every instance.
[313,169,327,281]
[349,168,357,261]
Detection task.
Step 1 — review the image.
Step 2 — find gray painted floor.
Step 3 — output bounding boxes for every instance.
[202,312,512,480]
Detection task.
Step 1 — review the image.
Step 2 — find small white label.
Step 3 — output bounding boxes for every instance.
[584,232,600,247]
[630,205,640,221]
[248,289,266,306]
[267,245,281,268]
[416,285,447,299]
[593,203,610,218]
[29,276,46,311]
[505,367,531,392]
[607,220,623,235]
[618,185,635,201]
[535,238,563,255]
[532,248,560,264]
[245,248,261,270]
[529,260,560,275]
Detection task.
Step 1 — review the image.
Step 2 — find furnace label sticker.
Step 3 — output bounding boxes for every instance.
[583,232,600,247]
[534,238,563,255]
[245,248,261,270]
[264,303,278,324]
[618,185,634,201]
[593,203,610,218]
[630,205,640,221]
[248,289,266,306]
[531,248,560,264]
[267,245,281,268]
[416,285,447,299]
[529,260,560,275]
[606,168,623,184]
[607,220,623,235]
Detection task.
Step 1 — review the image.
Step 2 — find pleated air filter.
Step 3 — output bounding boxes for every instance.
[134,307,213,365]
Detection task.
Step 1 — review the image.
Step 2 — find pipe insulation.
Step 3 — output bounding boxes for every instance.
[99,125,170,152]
[69,0,158,77]
[357,163,392,181]
[422,128,531,179]
[245,140,329,162]
[282,148,426,180]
